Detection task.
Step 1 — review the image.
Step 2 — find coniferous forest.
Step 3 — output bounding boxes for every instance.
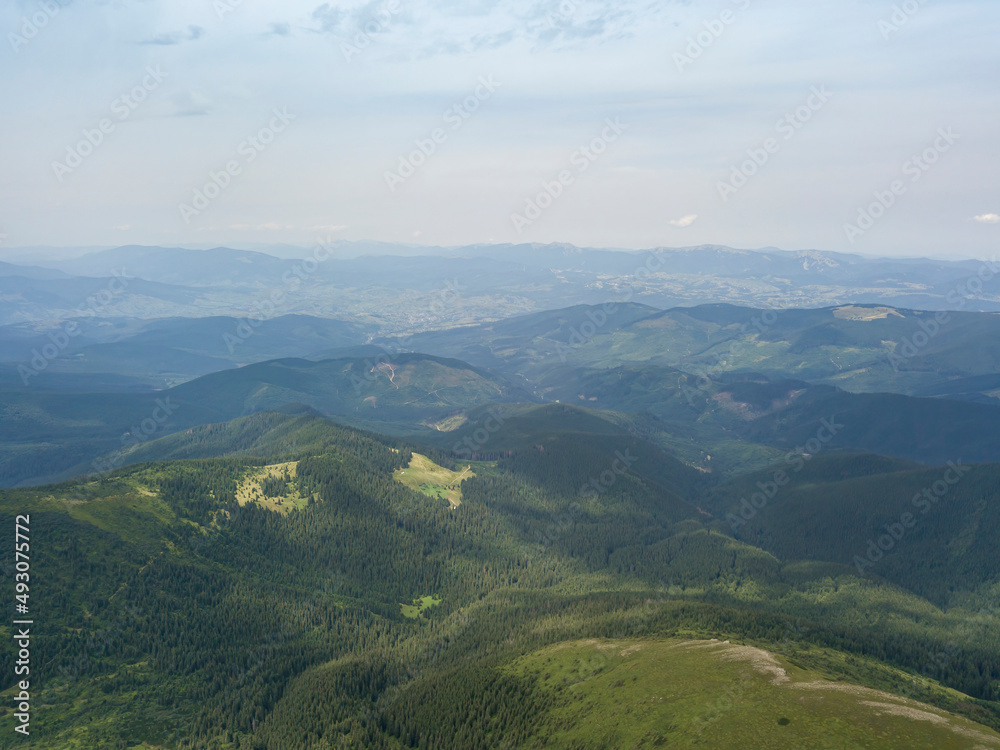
[3,407,1000,748]
[3,3,1000,744]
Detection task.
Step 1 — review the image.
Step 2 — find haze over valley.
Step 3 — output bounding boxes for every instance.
[2,1,999,747]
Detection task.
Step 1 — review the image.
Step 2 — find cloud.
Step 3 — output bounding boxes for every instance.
[308,0,661,57]
[670,214,698,228]
[267,22,292,36]
[141,25,204,46]
[523,1,662,51]
[310,4,348,33]
[974,213,1000,224]
[311,0,414,38]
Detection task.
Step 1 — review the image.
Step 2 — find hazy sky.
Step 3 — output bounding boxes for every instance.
[1,0,998,258]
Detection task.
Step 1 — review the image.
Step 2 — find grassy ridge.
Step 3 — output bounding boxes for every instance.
[505,638,1000,748]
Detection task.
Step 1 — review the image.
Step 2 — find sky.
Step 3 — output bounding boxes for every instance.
[0,0,998,259]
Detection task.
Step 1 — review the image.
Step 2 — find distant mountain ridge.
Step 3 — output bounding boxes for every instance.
[405,301,1000,401]
[0,314,373,387]
[0,243,996,331]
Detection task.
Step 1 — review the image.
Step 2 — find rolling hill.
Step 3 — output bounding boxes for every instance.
[0,314,373,387]
[0,353,534,487]
[540,364,1000,468]
[3,412,1000,748]
[702,452,1000,605]
[405,302,1000,401]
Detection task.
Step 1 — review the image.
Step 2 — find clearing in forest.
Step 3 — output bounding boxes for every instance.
[400,595,442,619]
[394,453,474,508]
[833,305,905,321]
[235,461,313,515]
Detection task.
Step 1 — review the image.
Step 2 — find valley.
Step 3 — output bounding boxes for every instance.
[7,1,998,743]
[1,245,999,748]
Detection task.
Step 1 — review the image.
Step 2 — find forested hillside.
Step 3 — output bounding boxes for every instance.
[2,412,1000,748]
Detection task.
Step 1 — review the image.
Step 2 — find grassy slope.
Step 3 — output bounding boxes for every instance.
[394,453,474,507]
[506,638,1000,749]
[3,415,1000,747]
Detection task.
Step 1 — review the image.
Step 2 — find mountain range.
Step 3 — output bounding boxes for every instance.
[2,242,1000,749]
